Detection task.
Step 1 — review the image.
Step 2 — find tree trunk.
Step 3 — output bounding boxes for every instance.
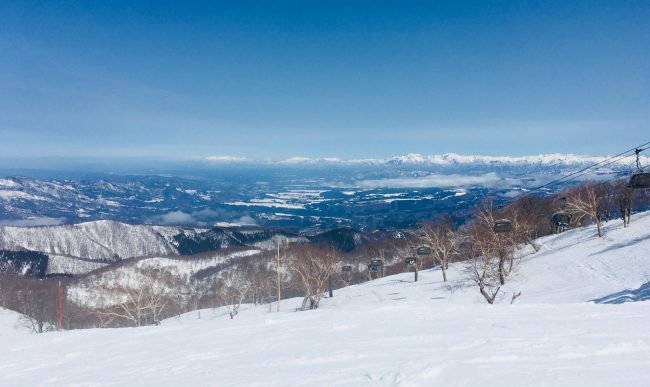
[498,255,506,285]
[479,285,498,304]
[525,237,540,252]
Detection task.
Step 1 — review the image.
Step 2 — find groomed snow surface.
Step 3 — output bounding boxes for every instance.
[2,212,650,386]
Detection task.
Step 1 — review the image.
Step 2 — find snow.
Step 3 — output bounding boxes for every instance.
[97,198,122,207]
[358,173,505,189]
[47,254,109,275]
[2,212,650,385]
[0,221,179,261]
[225,190,331,210]
[225,199,306,209]
[0,178,20,188]
[134,250,259,277]
[0,190,48,202]
[0,308,28,336]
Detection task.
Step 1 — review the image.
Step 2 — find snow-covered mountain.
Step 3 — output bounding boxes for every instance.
[0,153,644,229]
[0,220,308,276]
[2,211,650,386]
[0,220,387,277]
[205,152,649,167]
[0,221,180,261]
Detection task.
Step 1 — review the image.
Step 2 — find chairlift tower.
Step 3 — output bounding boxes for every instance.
[628,148,650,189]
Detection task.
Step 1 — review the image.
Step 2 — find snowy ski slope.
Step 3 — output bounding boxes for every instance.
[1,212,650,386]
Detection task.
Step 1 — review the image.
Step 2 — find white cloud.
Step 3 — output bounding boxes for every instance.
[357,173,510,189]
[147,208,242,226]
[0,217,66,227]
[215,215,258,227]
[155,211,197,225]
[237,215,257,225]
[204,156,249,162]
[280,156,313,164]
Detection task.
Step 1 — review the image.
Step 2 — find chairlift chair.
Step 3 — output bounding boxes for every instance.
[368,259,383,273]
[405,257,417,266]
[552,212,571,226]
[551,212,572,234]
[628,172,650,189]
[493,219,513,233]
[416,246,432,256]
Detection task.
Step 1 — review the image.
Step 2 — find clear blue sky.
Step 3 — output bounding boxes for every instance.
[1,0,648,160]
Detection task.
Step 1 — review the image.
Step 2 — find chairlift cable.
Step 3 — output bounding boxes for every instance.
[505,142,649,202]
[514,147,641,197]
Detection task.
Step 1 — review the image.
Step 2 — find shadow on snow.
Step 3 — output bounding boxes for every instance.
[592,281,650,304]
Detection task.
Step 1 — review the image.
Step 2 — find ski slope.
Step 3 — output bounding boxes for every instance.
[1,212,650,386]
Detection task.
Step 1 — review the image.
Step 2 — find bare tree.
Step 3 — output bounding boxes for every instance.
[506,202,543,253]
[418,218,456,282]
[245,262,276,306]
[614,181,632,227]
[219,268,250,319]
[476,203,517,284]
[465,221,502,304]
[288,245,338,311]
[96,270,172,327]
[565,183,606,237]
[462,202,520,304]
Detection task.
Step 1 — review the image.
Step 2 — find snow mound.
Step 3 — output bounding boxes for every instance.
[0,308,29,336]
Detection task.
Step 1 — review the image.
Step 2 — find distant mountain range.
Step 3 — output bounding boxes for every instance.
[0,153,641,230]
[204,152,648,167]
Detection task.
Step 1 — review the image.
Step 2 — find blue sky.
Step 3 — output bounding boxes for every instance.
[1,0,648,160]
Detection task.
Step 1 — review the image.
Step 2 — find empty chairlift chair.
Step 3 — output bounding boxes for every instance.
[551,212,572,234]
[628,172,650,189]
[493,219,513,233]
[416,246,431,256]
[367,259,383,278]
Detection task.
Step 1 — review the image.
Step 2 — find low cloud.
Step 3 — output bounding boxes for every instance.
[148,209,219,226]
[237,215,257,225]
[0,216,66,227]
[357,173,513,189]
[156,211,197,224]
[204,156,249,162]
[498,190,526,198]
[147,209,256,227]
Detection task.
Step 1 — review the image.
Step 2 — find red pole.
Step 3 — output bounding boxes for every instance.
[58,281,63,332]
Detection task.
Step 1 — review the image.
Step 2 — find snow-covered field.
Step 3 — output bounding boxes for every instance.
[1,212,650,386]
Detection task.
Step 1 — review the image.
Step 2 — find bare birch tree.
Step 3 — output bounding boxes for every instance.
[418,219,456,282]
[219,269,250,319]
[96,270,171,327]
[565,183,606,237]
[288,245,338,311]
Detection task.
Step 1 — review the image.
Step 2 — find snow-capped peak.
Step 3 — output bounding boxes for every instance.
[201,153,648,167]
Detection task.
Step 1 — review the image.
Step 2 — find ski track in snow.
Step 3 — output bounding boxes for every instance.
[1,212,650,386]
